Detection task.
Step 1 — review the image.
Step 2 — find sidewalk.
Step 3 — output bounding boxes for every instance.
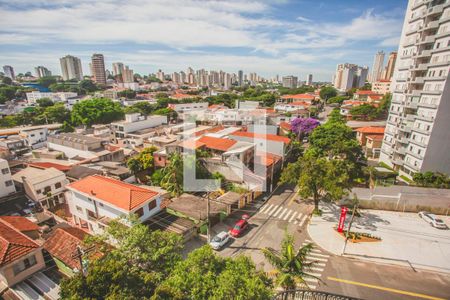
[308,203,450,274]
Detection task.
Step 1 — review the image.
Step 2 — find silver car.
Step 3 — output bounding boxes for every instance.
[418,211,448,229]
[209,231,231,250]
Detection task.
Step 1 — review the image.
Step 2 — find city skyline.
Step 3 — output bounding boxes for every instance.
[0,0,406,81]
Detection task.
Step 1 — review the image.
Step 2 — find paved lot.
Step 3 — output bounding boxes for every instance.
[308,203,450,273]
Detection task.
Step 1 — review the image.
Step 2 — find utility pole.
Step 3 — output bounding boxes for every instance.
[206,192,211,243]
[71,245,95,276]
[342,196,359,255]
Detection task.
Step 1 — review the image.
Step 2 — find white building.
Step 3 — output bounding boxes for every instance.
[66,175,165,234]
[60,55,83,81]
[333,63,369,91]
[19,128,48,149]
[34,66,51,78]
[12,166,68,208]
[282,76,298,88]
[230,131,291,160]
[167,102,209,113]
[370,51,386,83]
[26,91,78,104]
[372,80,392,95]
[306,74,313,85]
[379,0,450,178]
[111,113,167,140]
[0,159,16,198]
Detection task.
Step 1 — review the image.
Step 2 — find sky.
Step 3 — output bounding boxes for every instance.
[0,0,408,81]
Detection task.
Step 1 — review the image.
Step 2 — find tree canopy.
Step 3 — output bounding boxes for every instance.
[71,98,124,127]
[319,86,337,101]
[413,171,450,189]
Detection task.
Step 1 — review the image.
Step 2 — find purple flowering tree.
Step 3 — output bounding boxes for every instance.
[290,117,320,137]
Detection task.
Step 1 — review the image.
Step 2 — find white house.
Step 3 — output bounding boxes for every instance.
[0,159,16,198]
[12,166,68,208]
[110,113,167,141]
[167,102,208,113]
[19,128,48,149]
[230,131,291,160]
[66,175,166,234]
[274,101,311,112]
[26,91,78,104]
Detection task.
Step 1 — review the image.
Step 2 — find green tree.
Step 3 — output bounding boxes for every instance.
[160,153,184,197]
[349,104,378,120]
[60,121,75,133]
[1,77,12,85]
[60,218,183,299]
[37,76,57,87]
[319,86,337,101]
[327,95,349,105]
[43,102,70,123]
[78,79,98,93]
[327,108,346,124]
[36,97,54,107]
[153,108,178,122]
[413,171,450,188]
[360,82,372,90]
[118,89,136,99]
[71,98,124,127]
[154,246,272,300]
[262,233,317,291]
[0,86,18,103]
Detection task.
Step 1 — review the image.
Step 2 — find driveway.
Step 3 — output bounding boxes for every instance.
[308,203,450,274]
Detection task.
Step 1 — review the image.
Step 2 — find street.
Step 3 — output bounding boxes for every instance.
[206,184,450,300]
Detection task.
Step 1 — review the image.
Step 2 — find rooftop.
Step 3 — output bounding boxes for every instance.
[355,126,385,134]
[280,94,315,100]
[28,162,72,172]
[197,136,237,152]
[231,131,291,144]
[12,166,65,185]
[67,175,158,211]
[0,216,39,233]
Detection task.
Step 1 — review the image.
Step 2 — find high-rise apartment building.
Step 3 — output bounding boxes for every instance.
[35,66,52,78]
[383,52,398,80]
[333,63,368,91]
[112,62,124,77]
[91,53,106,85]
[3,65,15,80]
[379,0,450,178]
[282,75,298,88]
[370,51,385,83]
[122,66,134,83]
[156,69,165,82]
[306,74,313,85]
[238,70,243,86]
[60,55,83,81]
[172,72,181,84]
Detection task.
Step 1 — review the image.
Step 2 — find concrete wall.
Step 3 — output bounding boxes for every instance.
[0,159,16,198]
[230,135,285,158]
[0,249,45,287]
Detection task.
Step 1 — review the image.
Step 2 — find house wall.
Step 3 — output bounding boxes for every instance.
[0,249,45,287]
[230,136,286,158]
[19,128,48,148]
[0,159,16,197]
[23,173,68,206]
[47,142,97,159]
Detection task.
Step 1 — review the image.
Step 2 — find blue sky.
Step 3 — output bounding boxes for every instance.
[0,0,408,81]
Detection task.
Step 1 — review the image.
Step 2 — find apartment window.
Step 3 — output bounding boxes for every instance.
[1,168,9,175]
[5,180,13,187]
[43,186,51,194]
[148,200,156,211]
[36,189,41,194]
[135,207,144,218]
[98,202,104,207]
[13,255,37,275]
[76,206,83,213]
[55,182,62,189]
[30,134,35,137]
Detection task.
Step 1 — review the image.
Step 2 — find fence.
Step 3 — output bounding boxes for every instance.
[273,290,361,300]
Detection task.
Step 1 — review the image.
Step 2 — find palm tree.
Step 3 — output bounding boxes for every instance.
[262,233,319,291]
[160,153,184,197]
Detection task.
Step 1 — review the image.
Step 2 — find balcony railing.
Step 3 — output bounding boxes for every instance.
[273,290,362,300]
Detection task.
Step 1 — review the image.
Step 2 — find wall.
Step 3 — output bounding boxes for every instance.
[47,142,97,159]
[0,159,16,198]
[0,249,45,287]
[230,135,286,158]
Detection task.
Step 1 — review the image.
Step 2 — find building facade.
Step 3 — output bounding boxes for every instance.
[91,53,106,85]
[282,75,298,88]
[383,52,398,80]
[60,55,83,81]
[379,0,450,178]
[34,66,52,78]
[333,63,369,91]
[370,51,386,83]
[2,65,15,80]
[0,159,16,198]
[306,74,313,85]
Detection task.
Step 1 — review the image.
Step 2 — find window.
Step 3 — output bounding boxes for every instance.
[43,186,51,194]
[135,207,144,217]
[55,182,62,189]
[13,255,37,275]
[98,202,104,207]
[148,200,156,211]
[76,206,83,213]
[36,189,41,194]
[5,180,13,187]
[1,168,9,174]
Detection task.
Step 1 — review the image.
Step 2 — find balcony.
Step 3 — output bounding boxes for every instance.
[417,102,438,109]
[415,35,435,45]
[410,76,425,84]
[394,147,407,155]
[419,20,439,31]
[406,150,424,160]
[392,158,405,166]
[431,44,450,54]
[405,114,416,122]
[415,50,431,58]
[405,101,418,109]
[415,114,434,122]
[426,5,443,16]
[273,289,362,300]
[427,60,450,68]
[410,63,428,71]
[398,125,412,133]
[421,89,442,95]
[397,136,410,144]
[405,90,421,97]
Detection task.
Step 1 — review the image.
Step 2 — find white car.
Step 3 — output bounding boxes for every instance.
[419,211,448,229]
[209,231,231,250]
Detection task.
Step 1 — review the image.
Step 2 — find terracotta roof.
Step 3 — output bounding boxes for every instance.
[0,216,39,232]
[197,136,237,152]
[171,93,196,99]
[231,131,291,144]
[366,135,384,141]
[28,162,71,172]
[280,94,315,100]
[356,91,381,95]
[369,95,382,100]
[355,126,385,134]
[67,175,158,211]
[43,227,88,270]
[179,139,206,150]
[290,101,311,106]
[255,152,281,166]
[0,219,39,266]
[280,122,292,131]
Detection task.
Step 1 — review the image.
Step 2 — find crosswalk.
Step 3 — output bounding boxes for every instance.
[300,239,330,290]
[259,203,308,227]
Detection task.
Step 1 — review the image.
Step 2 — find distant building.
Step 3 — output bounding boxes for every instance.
[383,52,397,80]
[60,55,83,81]
[157,69,165,82]
[2,65,15,80]
[91,53,106,85]
[122,65,134,83]
[370,51,385,83]
[34,66,51,78]
[306,74,313,85]
[238,70,243,86]
[112,62,124,76]
[372,80,391,95]
[282,75,298,88]
[0,158,16,198]
[333,63,368,92]
[26,91,77,104]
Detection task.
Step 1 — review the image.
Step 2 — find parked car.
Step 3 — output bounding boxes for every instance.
[230,217,249,237]
[419,211,448,229]
[209,231,230,250]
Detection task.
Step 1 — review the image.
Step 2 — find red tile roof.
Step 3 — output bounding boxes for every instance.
[179,139,206,150]
[368,95,383,100]
[0,219,39,266]
[280,122,292,131]
[198,136,237,152]
[231,131,291,144]
[67,175,158,211]
[355,126,385,134]
[43,227,88,270]
[355,90,381,95]
[0,216,39,233]
[255,152,281,166]
[366,135,384,141]
[290,101,311,106]
[280,94,315,100]
[28,162,71,172]
[171,93,196,99]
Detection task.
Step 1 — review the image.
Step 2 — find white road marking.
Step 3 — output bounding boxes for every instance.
[266,205,280,216]
[308,272,323,277]
[309,267,325,272]
[305,260,326,266]
[298,215,308,226]
[289,211,298,223]
[283,210,292,221]
[306,256,328,262]
[308,253,330,258]
[277,208,288,219]
[272,206,284,218]
[260,204,273,214]
[293,213,303,224]
[304,277,319,284]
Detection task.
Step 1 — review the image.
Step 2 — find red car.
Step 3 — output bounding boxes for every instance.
[230,217,249,237]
